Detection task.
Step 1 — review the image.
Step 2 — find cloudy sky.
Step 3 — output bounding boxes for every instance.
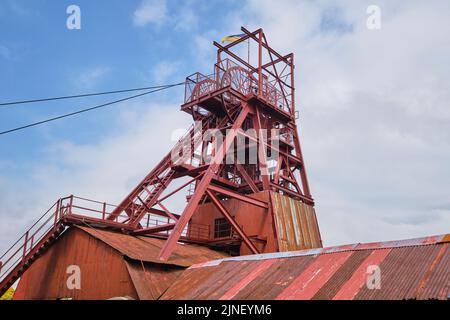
[1,0,449,254]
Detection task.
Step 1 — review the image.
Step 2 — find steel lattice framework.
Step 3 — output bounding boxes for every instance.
[0,28,319,295]
[106,27,315,260]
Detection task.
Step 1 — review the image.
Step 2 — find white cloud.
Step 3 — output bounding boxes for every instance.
[0,45,10,59]
[151,60,181,84]
[175,1,199,31]
[133,0,168,27]
[193,34,216,68]
[75,66,111,89]
[132,0,201,31]
[0,101,191,254]
[8,1,28,16]
[34,103,190,203]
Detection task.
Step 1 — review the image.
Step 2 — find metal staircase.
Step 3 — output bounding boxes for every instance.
[0,200,67,297]
[128,169,176,227]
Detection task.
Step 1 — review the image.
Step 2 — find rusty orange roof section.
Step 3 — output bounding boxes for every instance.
[160,234,450,300]
[76,226,229,267]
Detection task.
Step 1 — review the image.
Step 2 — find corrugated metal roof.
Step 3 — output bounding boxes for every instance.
[125,260,184,300]
[161,234,450,300]
[76,226,228,267]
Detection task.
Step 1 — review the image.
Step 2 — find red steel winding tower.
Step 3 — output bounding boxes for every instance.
[0,27,322,295]
[106,27,322,259]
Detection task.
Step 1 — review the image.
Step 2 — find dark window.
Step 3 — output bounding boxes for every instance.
[214,218,232,238]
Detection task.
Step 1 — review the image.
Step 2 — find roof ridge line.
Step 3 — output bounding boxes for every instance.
[190,233,450,268]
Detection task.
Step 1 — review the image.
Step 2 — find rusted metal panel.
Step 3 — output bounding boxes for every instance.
[162,261,256,300]
[191,233,449,266]
[354,245,444,300]
[275,251,353,300]
[162,257,316,300]
[158,267,218,300]
[332,249,391,300]
[160,235,450,300]
[232,256,314,300]
[13,226,228,300]
[77,226,228,267]
[354,235,442,250]
[192,261,263,300]
[14,228,138,300]
[219,260,276,300]
[313,250,372,300]
[414,243,449,299]
[417,244,450,299]
[272,193,322,251]
[125,260,184,300]
[439,234,450,243]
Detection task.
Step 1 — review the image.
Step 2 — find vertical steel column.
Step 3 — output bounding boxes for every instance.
[290,53,296,116]
[290,53,312,199]
[258,30,263,95]
[253,106,271,190]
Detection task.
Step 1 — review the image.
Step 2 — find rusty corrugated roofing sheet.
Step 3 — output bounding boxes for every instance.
[125,260,184,300]
[272,193,322,251]
[161,234,450,300]
[76,226,228,267]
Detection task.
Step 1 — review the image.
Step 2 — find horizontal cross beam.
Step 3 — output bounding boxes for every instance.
[207,184,269,209]
[132,223,176,236]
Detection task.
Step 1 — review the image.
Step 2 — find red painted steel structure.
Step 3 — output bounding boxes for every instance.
[104,27,315,261]
[0,28,317,296]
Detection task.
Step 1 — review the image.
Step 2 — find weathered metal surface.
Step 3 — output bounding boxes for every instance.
[219,260,276,300]
[232,257,314,300]
[190,191,279,255]
[161,234,450,300]
[416,244,449,299]
[354,244,447,300]
[125,261,184,300]
[276,251,353,300]
[14,228,138,300]
[313,250,372,300]
[13,226,228,300]
[272,193,322,251]
[332,249,391,300]
[161,261,260,300]
[77,226,228,267]
[189,261,262,300]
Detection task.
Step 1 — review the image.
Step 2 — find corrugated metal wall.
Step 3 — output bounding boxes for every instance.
[272,193,322,251]
[14,228,138,300]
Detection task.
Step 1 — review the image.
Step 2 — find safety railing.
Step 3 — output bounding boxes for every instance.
[0,194,217,284]
[184,72,218,104]
[64,196,212,242]
[60,195,130,223]
[184,58,293,114]
[261,77,292,114]
[0,200,64,284]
